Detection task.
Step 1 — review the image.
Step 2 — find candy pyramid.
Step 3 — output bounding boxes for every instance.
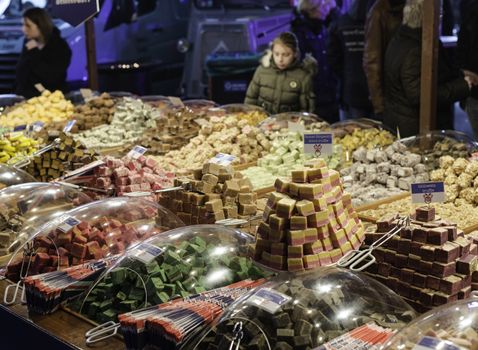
[253,159,365,271]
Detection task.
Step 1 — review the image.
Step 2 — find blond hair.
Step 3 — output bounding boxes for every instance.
[403,0,424,28]
[272,32,300,59]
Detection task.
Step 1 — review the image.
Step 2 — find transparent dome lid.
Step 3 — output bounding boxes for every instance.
[0,164,36,189]
[183,99,218,112]
[139,95,175,110]
[4,197,184,282]
[73,224,268,324]
[0,182,92,267]
[258,112,329,132]
[65,90,100,105]
[330,118,396,137]
[185,267,416,350]
[384,294,478,350]
[220,104,269,125]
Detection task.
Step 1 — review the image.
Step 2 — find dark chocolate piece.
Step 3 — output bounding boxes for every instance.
[426,275,441,291]
[412,272,427,288]
[416,207,435,222]
[409,285,422,301]
[419,289,434,306]
[397,239,411,255]
[418,260,433,274]
[396,281,410,298]
[456,255,478,275]
[419,245,436,262]
[459,286,471,300]
[434,242,460,264]
[410,241,424,256]
[400,227,413,240]
[433,292,458,306]
[431,261,456,278]
[395,254,408,268]
[400,268,415,284]
[408,254,421,270]
[412,227,428,243]
[439,275,463,295]
[454,237,471,256]
[390,266,402,279]
[378,263,391,277]
[443,226,457,241]
[427,228,448,246]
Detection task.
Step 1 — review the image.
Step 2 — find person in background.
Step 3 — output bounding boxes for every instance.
[291,0,340,123]
[456,0,478,138]
[383,0,473,137]
[15,7,71,98]
[245,32,316,114]
[327,0,374,120]
[363,0,405,120]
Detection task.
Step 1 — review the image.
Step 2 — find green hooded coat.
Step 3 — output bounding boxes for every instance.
[244,50,317,114]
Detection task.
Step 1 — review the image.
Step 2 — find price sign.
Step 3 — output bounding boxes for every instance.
[34,83,46,92]
[63,120,76,133]
[132,243,164,263]
[209,153,236,166]
[411,182,445,204]
[127,145,148,159]
[247,288,292,314]
[58,216,81,232]
[303,133,333,157]
[168,96,184,107]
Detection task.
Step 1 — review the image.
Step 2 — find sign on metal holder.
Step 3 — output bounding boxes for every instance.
[303,132,333,157]
[411,182,445,204]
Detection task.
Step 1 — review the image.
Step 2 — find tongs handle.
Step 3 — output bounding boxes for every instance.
[85,321,119,345]
[3,281,26,305]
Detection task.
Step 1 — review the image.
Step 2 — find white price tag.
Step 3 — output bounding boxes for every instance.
[127,145,148,159]
[132,243,164,263]
[303,133,333,157]
[247,288,292,314]
[168,96,184,107]
[80,88,94,100]
[60,160,104,180]
[63,120,76,133]
[31,121,44,132]
[288,121,305,133]
[209,153,236,166]
[410,182,445,204]
[58,216,81,233]
[34,83,46,92]
[194,118,209,126]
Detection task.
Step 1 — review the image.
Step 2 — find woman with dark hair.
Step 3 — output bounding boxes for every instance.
[15,7,72,98]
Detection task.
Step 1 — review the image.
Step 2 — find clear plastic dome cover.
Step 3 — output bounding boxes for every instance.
[0,164,36,189]
[4,197,184,282]
[384,295,478,350]
[139,95,175,110]
[185,267,416,350]
[330,118,396,137]
[183,99,218,112]
[0,182,92,267]
[73,224,268,324]
[258,112,329,132]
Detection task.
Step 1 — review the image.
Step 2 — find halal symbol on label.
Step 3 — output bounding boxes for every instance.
[314,144,322,156]
[423,192,433,204]
[290,81,298,89]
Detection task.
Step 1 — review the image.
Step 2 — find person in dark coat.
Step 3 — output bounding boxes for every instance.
[245,32,317,114]
[383,0,473,137]
[291,0,340,123]
[456,0,478,138]
[15,7,71,98]
[327,0,374,119]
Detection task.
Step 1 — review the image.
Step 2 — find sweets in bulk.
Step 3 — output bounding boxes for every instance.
[73,225,267,324]
[0,183,91,263]
[84,155,174,199]
[189,268,415,350]
[359,197,478,229]
[26,132,97,181]
[139,103,209,155]
[155,116,269,171]
[70,93,115,132]
[363,207,478,313]
[73,97,161,149]
[0,133,39,164]
[407,138,472,170]
[385,298,478,350]
[220,104,268,126]
[253,159,365,272]
[430,156,478,205]
[160,163,257,225]
[5,198,183,282]
[335,128,395,161]
[341,141,429,207]
[0,90,74,128]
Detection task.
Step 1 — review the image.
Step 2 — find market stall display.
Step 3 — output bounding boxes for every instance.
[160,163,256,224]
[341,141,429,207]
[185,267,416,350]
[384,295,478,349]
[71,225,267,325]
[0,90,74,128]
[4,197,184,282]
[253,159,365,272]
[155,115,269,172]
[430,155,478,205]
[363,207,476,313]
[0,163,36,190]
[70,93,116,132]
[25,132,97,181]
[0,182,92,266]
[0,132,39,164]
[73,97,161,150]
[400,130,478,170]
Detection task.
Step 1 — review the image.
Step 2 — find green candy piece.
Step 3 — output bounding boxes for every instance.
[164,250,182,265]
[110,267,126,285]
[180,291,190,298]
[119,299,139,312]
[163,284,176,296]
[116,291,127,301]
[151,277,164,290]
[175,280,185,291]
[153,291,170,304]
[99,300,112,311]
[182,276,197,291]
[145,260,161,275]
[193,286,206,294]
[129,287,145,302]
[87,302,100,318]
[101,308,117,322]
[165,267,182,282]
[190,236,206,248]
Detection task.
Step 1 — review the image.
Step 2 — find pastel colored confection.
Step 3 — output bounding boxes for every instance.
[295,200,315,217]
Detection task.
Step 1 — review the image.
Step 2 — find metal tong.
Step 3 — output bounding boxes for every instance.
[216,215,262,228]
[3,242,35,305]
[10,138,61,168]
[337,216,410,272]
[122,182,192,197]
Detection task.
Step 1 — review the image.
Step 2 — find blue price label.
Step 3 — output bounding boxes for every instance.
[13,125,27,132]
[303,132,333,156]
[210,153,236,166]
[127,145,148,159]
[247,288,292,314]
[411,182,445,204]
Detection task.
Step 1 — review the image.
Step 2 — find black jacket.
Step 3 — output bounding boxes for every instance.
[15,27,72,98]
[384,26,470,137]
[327,0,373,111]
[456,0,478,99]
[291,9,339,116]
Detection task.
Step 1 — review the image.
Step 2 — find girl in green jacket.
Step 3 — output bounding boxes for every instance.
[245,32,317,114]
